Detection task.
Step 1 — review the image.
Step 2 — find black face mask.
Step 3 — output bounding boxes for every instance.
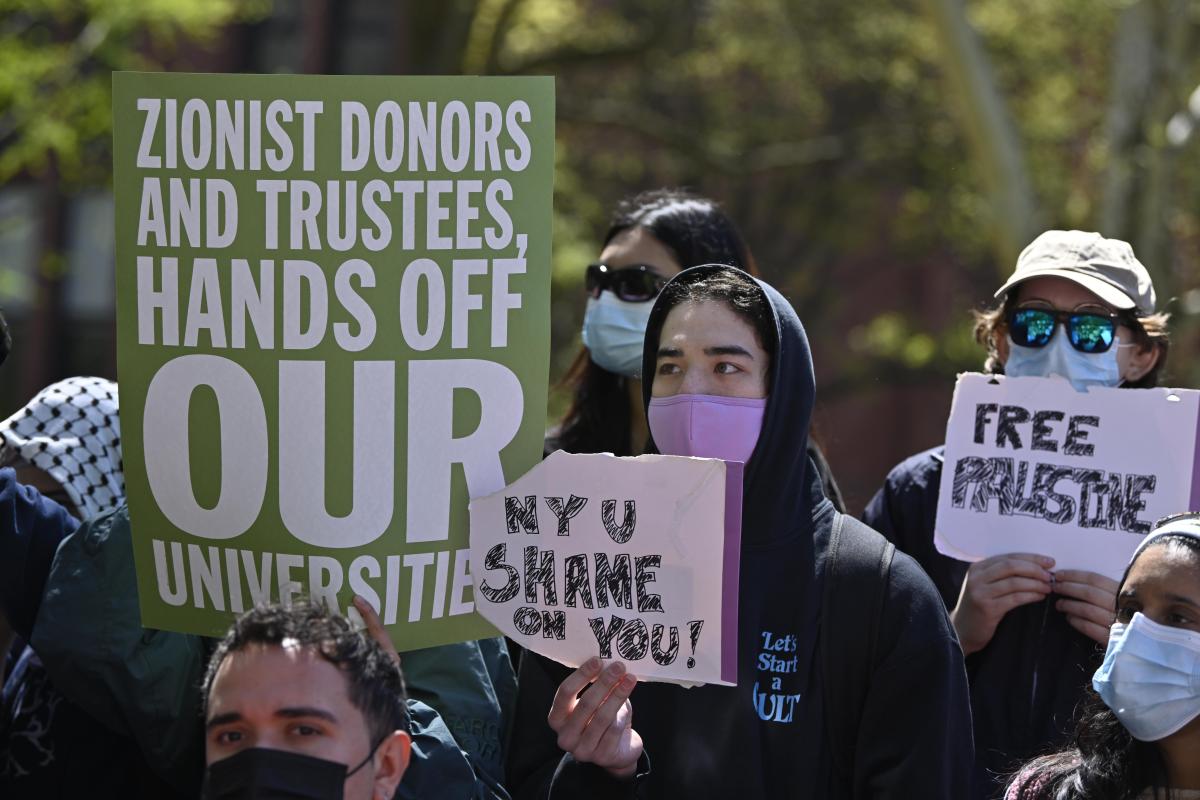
[202,745,376,800]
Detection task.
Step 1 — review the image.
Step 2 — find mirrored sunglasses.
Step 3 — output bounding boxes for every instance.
[1007,307,1121,354]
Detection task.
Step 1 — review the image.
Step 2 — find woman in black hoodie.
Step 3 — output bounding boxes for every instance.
[507,264,973,798]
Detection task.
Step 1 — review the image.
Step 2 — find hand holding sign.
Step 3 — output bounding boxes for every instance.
[548,657,642,779]
[1051,570,1119,644]
[935,374,1200,580]
[468,451,743,686]
[950,553,1054,655]
[115,73,555,650]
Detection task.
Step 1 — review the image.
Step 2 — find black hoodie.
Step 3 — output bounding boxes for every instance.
[865,446,1100,799]
[507,265,972,799]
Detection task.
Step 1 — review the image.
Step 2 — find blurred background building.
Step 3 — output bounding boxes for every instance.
[2,0,1199,511]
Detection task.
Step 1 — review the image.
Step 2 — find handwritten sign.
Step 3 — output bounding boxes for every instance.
[468,451,743,686]
[113,72,554,649]
[935,373,1200,579]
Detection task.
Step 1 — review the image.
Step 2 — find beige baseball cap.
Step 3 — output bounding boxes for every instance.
[994,230,1156,314]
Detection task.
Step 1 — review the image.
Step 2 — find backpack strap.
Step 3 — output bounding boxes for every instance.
[821,512,896,790]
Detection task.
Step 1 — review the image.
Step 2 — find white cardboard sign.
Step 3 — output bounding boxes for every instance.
[468,450,743,686]
[935,373,1200,580]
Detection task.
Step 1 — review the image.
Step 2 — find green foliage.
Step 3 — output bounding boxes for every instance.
[7,0,1200,426]
[480,0,1200,399]
[0,0,268,184]
[849,311,981,372]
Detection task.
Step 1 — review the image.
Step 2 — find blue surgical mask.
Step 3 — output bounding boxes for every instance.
[1005,332,1123,391]
[581,293,653,378]
[1092,612,1200,741]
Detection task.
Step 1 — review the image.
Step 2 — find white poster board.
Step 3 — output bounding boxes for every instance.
[468,450,743,686]
[935,373,1200,579]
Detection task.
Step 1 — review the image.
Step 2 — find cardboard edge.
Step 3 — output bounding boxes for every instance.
[720,460,743,685]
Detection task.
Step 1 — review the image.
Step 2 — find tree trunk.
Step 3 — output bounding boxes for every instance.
[1100,0,1192,302]
[1134,0,1191,301]
[919,0,1042,272]
[1099,0,1156,241]
[394,0,481,75]
[22,163,68,400]
[302,0,340,74]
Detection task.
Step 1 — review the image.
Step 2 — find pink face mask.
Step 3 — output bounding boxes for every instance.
[647,394,767,464]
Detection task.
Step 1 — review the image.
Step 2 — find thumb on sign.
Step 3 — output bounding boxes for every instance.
[354,594,402,667]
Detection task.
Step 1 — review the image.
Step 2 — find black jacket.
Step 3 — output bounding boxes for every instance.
[864,446,1101,800]
[507,265,972,799]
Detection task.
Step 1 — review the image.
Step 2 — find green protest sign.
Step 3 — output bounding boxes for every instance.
[113,72,553,649]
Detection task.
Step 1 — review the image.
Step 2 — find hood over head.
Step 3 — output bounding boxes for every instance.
[641,263,823,546]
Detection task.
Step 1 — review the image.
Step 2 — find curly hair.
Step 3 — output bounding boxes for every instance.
[202,600,409,743]
[972,292,1170,388]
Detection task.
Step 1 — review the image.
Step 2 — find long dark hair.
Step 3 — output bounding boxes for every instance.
[1007,534,1200,800]
[554,189,756,456]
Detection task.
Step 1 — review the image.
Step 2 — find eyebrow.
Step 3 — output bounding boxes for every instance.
[1165,592,1200,608]
[207,711,243,730]
[1118,588,1200,609]
[656,345,753,359]
[704,345,753,358]
[1020,297,1113,314]
[205,706,339,731]
[276,707,339,723]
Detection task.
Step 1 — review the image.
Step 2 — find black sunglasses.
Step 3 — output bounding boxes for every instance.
[585,263,667,303]
[1007,307,1125,354]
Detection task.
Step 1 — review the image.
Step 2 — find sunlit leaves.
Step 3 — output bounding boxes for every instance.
[0,0,268,184]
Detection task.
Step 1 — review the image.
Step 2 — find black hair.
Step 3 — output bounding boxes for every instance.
[556,189,756,456]
[601,189,758,275]
[1007,534,1200,800]
[202,601,408,743]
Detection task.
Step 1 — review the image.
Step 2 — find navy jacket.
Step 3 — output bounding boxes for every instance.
[0,468,186,798]
[864,447,1101,800]
[0,469,78,640]
[507,265,972,799]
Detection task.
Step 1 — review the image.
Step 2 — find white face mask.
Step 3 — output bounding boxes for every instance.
[1092,612,1200,741]
[1005,332,1129,391]
[580,293,654,378]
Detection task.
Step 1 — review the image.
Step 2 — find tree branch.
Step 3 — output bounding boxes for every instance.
[559,100,843,175]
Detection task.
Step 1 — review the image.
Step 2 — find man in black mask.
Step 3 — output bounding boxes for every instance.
[201,601,412,800]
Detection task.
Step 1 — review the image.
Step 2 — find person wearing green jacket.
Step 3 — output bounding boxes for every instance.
[9,491,513,799]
